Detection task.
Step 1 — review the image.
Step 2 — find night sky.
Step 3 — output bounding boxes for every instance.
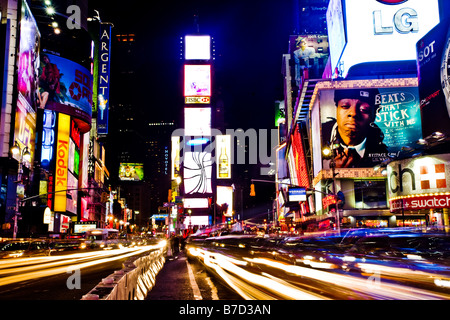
[91,0,294,130]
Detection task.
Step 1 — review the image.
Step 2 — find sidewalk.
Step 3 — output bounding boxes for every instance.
[145,251,198,300]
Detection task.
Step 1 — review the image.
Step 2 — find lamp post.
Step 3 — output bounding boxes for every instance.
[10,141,31,239]
[322,143,341,235]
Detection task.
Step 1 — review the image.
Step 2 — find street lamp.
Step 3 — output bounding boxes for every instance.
[188,209,192,231]
[322,142,341,235]
[10,141,31,239]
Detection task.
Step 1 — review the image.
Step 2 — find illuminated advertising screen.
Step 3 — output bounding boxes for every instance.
[185,35,211,60]
[330,0,440,78]
[183,151,212,195]
[66,171,78,214]
[217,186,233,217]
[171,136,181,180]
[183,198,209,209]
[55,113,70,212]
[320,86,422,169]
[74,223,96,233]
[216,135,231,179]
[119,163,144,181]
[60,214,70,233]
[41,110,56,168]
[17,0,40,110]
[39,53,92,125]
[14,0,40,166]
[416,18,450,137]
[289,125,309,187]
[183,215,210,227]
[326,0,346,77]
[13,94,37,167]
[289,34,329,82]
[387,153,450,199]
[184,107,211,136]
[184,65,211,97]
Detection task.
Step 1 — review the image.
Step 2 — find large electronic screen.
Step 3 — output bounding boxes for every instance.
[217,186,233,217]
[184,107,211,136]
[183,151,212,194]
[14,0,40,166]
[289,34,329,82]
[320,86,422,169]
[185,35,211,60]
[39,53,93,124]
[184,65,211,97]
[119,163,144,181]
[216,135,231,179]
[417,18,450,137]
[329,0,440,78]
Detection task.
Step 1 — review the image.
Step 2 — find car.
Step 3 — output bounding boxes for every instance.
[48,239,88,254]
[0,239,50,258]
[277,236,346,269]
[340,233,450,290]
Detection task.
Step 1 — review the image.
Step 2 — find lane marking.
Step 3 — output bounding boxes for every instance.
[186,259,202,300]
[205,276,219,300]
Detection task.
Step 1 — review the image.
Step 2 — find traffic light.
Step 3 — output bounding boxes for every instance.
[250,183,255,196]
[100,192,109,203]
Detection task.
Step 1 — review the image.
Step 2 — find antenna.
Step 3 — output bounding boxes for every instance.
[193,10,200,33]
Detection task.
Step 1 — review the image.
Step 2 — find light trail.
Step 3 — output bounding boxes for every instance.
[188,246,450,300]
[0,243,165,287]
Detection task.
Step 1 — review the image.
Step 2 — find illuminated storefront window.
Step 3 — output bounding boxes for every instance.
[354,180,387,209]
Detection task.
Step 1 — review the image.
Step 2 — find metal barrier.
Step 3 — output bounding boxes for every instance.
[81,245,167,300]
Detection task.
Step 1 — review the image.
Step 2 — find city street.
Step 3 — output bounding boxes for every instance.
[0,245,157,300]
[146,251,242,300]
[1,0,450,307]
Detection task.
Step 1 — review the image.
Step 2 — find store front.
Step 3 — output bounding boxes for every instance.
[387,154,450,231]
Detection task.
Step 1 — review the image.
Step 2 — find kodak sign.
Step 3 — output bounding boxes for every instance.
[55,114,70,212]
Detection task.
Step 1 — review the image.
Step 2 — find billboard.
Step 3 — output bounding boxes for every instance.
[183,151,212,195]
[326,0,346,77]
[289,34,329,82]
[74,223,96,233]
[328,0,440,78]
[54,113,70,212]
[416,18,450,137]
[14,0,40,166]
[183,215,210,227]
[184,65,211,97]
[171,136,181,180]
[184,107,211,136]
[13,94,37,166]
[97,23,112,135]
[183,198,209,209]
[216,135,231,179]
[321,87,422,168]
[387,153,450,198]
[288,124,309,187]
[17,0,40,110]
[119,163,144,181]
[185,35,211,60]
[217,186,233,217]
[39,53,92,126]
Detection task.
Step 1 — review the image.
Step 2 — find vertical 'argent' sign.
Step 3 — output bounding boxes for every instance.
[97,23,112,135]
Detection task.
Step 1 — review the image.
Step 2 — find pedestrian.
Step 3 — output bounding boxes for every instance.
[173,235,180,255]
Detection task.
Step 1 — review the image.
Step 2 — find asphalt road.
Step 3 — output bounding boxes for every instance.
[146,250,242,300]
